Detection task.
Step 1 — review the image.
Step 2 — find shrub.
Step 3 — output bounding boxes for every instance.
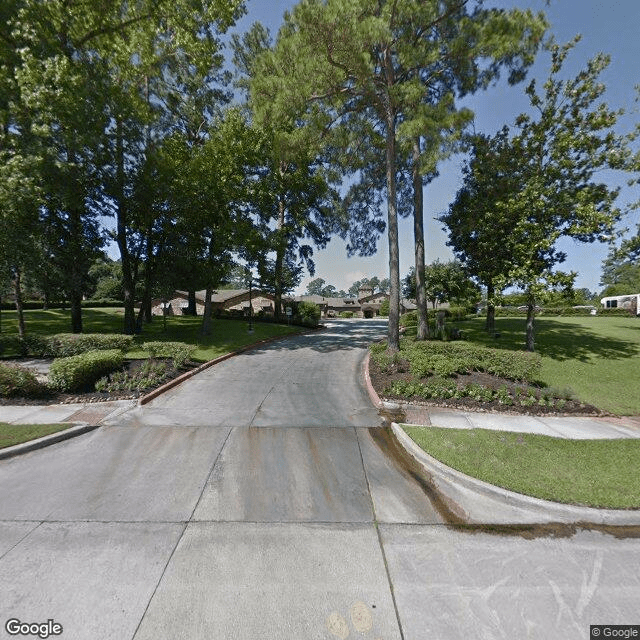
[340,311,354,318]
[443,306,469,321]
[142,341,195,368]
[49,349,124,392]
[400,311,417,327]
[462,382,494,402]
[19,334,50,357]
[296,301,321,327]
[0,363,48,398]
[379,299,390,317]
[95,360,171,393]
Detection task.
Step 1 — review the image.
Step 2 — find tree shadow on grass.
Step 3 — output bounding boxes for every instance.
[459,317,639,363]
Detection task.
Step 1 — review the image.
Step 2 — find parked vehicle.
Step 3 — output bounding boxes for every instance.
[600,294,640,315]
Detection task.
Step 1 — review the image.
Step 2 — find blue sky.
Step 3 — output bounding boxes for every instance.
[231,0,640,295]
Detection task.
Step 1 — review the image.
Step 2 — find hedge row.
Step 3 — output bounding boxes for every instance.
[48,349,124,392]
[400,306,472,326]
[18,333,134,358]
[0,299,124,311]
[371,339,542,383]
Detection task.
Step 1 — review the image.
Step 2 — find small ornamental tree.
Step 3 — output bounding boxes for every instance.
[443,38,628,351]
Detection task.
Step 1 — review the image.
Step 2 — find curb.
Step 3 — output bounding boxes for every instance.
[390,422,640,525]
[0,424,100,461]
[363,351,383,409]
[138,325,323,406]
[363,348,640,525]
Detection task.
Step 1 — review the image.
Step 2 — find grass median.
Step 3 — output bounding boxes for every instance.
[403,425,640,509]
[0,423,73,449]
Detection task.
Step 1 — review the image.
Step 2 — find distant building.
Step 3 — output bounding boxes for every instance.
[150,287,417,319]
[293,289,416,318]
[150,289,276,317]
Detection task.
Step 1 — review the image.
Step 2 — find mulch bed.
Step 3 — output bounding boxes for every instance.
[0,359,199,406]
[368,356,606,417]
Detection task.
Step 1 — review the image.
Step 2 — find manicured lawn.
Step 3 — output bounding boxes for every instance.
[452,316,640,415]
[403,425,640,509]
[0,423,72,449]
[0,308,302,362]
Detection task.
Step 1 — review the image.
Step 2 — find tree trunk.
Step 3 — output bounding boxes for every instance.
[200,285,213,336]
[12,268,26,339]
[187,290,197,316]
[115,118,136,335]
[412,139,429,340]
[384,108,400,352]
[525,290,536,352]
[485,280,495,334]
[144,298,152,323]
[273,195,286,322]
[70,290,83,334]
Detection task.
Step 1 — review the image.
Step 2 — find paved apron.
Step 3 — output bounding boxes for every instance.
[0,320,637,639]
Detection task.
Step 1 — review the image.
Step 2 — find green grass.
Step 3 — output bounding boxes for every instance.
[0,423,72,449]
[0,308,302,362]
[451,316,640,415]
[403,425,640,509]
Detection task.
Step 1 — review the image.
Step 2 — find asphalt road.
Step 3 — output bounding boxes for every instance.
[0,319,638,639]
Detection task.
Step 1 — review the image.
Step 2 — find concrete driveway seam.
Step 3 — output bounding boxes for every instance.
[188,427,234,521]
[0,424,100,461]
[354,427,408,640]
[130,521,189,640]
[390,421,640,526]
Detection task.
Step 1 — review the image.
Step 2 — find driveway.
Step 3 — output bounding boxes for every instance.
[0,319,638,639]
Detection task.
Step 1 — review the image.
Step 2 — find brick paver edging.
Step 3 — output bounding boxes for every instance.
[138,325,323,406]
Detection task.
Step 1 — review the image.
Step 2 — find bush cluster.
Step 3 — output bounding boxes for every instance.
[0,363,48,398]
[538,307,596,316]
[0,299,123,311]
[340,311,354,319]
[19,333,133,358]
[404,340,541,382]
[295,301,321,327]
[48,349,124,392]
[372,339,542,383]
[95,360,171,393]
[598,308,636,316]
[401,307,467,326]
[387,378,567,408]
[142,341,195,368]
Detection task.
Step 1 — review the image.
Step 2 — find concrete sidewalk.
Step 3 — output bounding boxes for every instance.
[402,404,640,439]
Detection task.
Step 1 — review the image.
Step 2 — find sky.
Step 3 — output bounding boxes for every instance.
[229,0,640,296]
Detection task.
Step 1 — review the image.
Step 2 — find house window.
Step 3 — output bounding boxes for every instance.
[606,300,617,308]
